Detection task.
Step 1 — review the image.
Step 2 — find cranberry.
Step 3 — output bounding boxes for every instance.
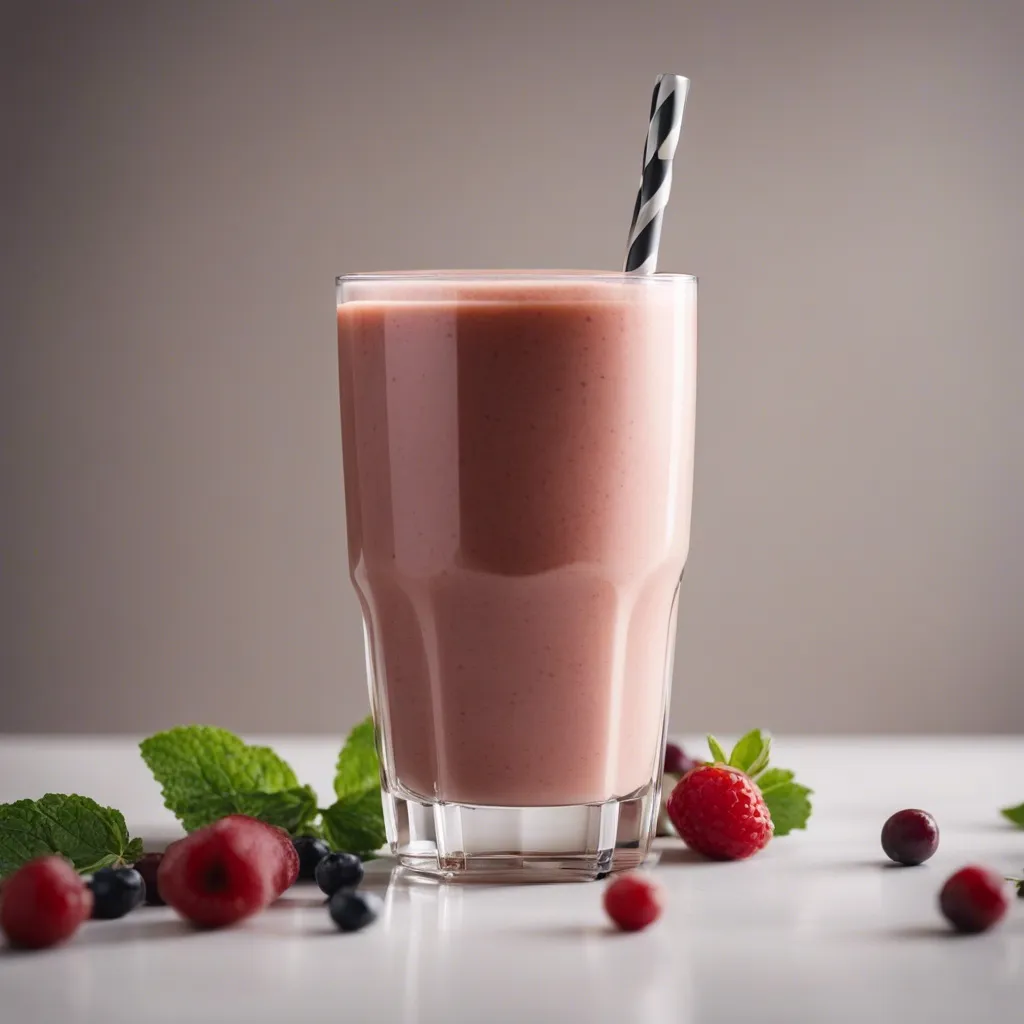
[939,865,1009,934]
[881,809,939,866]
[133,853,166,906]
[663,741,700,776]
[603,872,664,932]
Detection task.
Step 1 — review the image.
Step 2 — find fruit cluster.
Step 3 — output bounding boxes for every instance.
[601,740,1020,935]
[0,815,379,949]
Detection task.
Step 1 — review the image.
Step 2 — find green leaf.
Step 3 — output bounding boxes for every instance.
[0,795,142,877]
[762,780,813,837]
[729,729,771,776]
[754,767,794,790]
[0,800,56,877]
[139,726,313,833]
[334,717,380,800]
[1001,803,1024,828]
[180,786,319,834]
[320,790,387,857]
[707,735,729,765]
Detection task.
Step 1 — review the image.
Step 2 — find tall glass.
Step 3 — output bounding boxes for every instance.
[336,271,697,880]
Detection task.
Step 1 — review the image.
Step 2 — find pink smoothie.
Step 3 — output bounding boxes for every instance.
[337,276,696,807]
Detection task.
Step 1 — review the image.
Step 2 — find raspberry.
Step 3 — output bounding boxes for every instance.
[939,865,1010,934]
[157,817,279,928]
[602,873,664,932]
[881,809,939,866]
[667,764,773,860]
[0,856,93,949]
[221,815,299,897]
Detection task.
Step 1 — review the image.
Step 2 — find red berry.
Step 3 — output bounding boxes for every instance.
[666,764,773,861]
[133,853,166,906]
[939,865,1009,934]
[220,816,299,897]
[158,818,278,928]
[603,873,664,932]
[881,809,939,866]
[0,856,93,949]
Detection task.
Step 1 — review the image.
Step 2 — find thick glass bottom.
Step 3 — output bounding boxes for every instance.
[381,780,660,882]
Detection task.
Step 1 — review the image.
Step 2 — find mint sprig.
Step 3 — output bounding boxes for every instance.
[139,718,387,857]
[320,717,386,856]
[140,725,319,834]
[706,730,813,837]
[1001,803,1024,828]
[0,794,143,877]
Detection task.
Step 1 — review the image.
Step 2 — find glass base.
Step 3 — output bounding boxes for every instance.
[381,780,659,882]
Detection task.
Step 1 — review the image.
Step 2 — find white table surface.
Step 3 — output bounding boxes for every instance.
[0,736,1022,1024]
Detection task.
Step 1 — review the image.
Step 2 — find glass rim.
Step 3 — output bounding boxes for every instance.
[336,269,696,286]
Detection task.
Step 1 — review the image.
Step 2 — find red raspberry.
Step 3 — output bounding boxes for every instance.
[1,856,93,949]
[939,865,1010,934]
[667,764,773,860]
[158,817,279,928]
[220,816,299,897]
[603,873,664,932]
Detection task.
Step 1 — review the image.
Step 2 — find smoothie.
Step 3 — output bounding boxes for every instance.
[337,274,696,810]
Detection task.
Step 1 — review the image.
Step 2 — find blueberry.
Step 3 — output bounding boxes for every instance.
[293,836,331,881]
[881,809,939,866]
[315,852,364,896]
[328,889,381,932]
[89,867,146,919]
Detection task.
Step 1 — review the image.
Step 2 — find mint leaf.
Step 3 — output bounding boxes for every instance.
[707,735,729,765]
[0,800,54,877]
[762,779,813,837]
[181,786,319,834]
[320,790,387,857]
[1001,803,1024,828]
[729,729,771,776]
[334,717,380,800]
[140,726,315,833]
[754,767,794,790]
[0,795,142,877]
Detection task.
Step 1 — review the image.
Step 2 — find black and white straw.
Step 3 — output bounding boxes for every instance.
[623,74,689,275]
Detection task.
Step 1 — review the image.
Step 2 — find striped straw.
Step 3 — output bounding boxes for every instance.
[623,74,690,274]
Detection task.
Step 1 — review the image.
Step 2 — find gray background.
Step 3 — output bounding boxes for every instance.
[2,0,1022,736]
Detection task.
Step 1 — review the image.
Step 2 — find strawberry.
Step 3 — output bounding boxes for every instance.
[667,763,773,861]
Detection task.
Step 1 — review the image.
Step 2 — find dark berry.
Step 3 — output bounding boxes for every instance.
[133,853,166,906]
[880,808,939,866]
[663,741,700,776]
[328,889,381,932]
[158,817,277,928]
[603,872,664,932]
[315,852,364,896]
[293,836,331,880]
[1,856,93,948]
[89,867,146,919]
[939,865,1010,934]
